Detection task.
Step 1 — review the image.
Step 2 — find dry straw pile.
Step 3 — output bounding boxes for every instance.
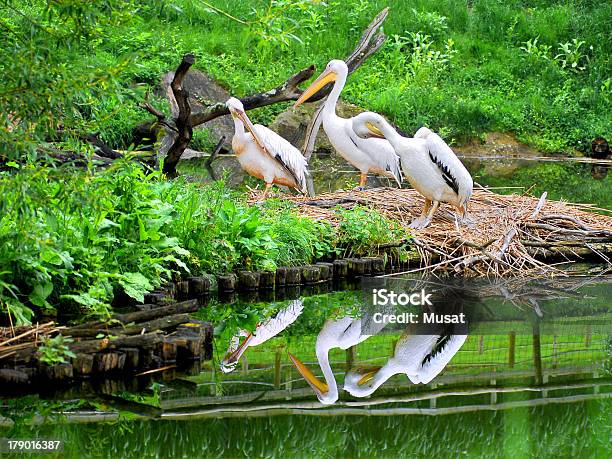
[252,186,612,277]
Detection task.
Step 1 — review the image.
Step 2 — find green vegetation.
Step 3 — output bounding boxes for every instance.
[37,335,76,366]
[3,0,609,159]
[0,163,405,325]
[336,205,411,258]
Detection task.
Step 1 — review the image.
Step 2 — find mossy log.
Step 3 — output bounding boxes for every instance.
[70,299,199,331]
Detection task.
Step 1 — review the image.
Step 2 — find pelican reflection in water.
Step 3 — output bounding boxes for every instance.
[288,316,387,405]
[344,324,467,397]
[220,300,304,373]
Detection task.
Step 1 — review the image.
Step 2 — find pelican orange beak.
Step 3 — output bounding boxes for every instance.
[356,367,381,386]
[231,108,267,152]
[222,332,253,366]
[288,351,329,397]
[366,122,385,139]
[294,68,338,108]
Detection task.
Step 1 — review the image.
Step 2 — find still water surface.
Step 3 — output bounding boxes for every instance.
[1,275,610,458]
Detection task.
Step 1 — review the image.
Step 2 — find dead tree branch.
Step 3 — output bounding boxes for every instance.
[161,53,196,177]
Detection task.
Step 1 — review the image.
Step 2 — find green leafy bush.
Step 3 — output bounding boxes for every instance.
[335,205,411,258]
[37,335,76,366]
[0,163,360,325]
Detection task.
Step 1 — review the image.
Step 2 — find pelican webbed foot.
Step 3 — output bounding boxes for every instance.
[409,199,439,229]
[408,216,430,229]
[458,213,476,228]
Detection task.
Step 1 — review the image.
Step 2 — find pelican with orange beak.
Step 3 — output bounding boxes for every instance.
[353,112,473,228]
[227,97,309,199]
[294,60,402,189]
[288,315,388,405]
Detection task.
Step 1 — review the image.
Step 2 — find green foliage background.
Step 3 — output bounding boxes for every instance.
[2,0,609,159]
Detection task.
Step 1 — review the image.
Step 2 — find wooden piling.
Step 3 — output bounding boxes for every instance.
[259,271,276,290]
[316,262,334,281]
[332,259,348,278]
[368,257,385,275]
[176,281,190,299]
[238,271,261,291]
[275,267,287,286]
[188,276,211,296]
[285,267,302,285]
[301,265,321,284]
[217,274,237,292]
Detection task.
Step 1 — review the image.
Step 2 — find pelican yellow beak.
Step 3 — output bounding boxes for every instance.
[366,122,385,139]
[288,351,329,396]
[294,69,338,108]
[357,367,381,386]
[222,332,253,365]
[234,109,267,152]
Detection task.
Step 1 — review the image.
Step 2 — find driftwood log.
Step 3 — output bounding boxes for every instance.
[141,8,390,177]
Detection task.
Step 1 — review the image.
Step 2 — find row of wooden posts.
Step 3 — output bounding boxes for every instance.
[162,256,391,302]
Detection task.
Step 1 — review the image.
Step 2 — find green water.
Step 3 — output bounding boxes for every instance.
[1,276,611,458]
[1,401,610,458]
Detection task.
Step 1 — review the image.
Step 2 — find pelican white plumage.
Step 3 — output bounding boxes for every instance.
[344,329,467,397]
[288,316,387,405]
[220,300,304,373]
[353,112,473,228]
[294,60,402,189]
[226,97,309,199]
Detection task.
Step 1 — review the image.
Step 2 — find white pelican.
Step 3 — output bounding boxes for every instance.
[344,328,467,397]
[288,316,387,405]
[220,300,304,373]
[294,60,402,189]
[353,112,473,228]
[226,97,309,199]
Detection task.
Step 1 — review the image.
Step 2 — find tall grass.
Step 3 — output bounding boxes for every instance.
[90,0,608,152]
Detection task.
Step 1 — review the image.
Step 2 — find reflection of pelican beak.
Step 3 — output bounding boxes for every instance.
[288,352,329,396]
[294,69,337,107]
[222,333,253,369]
[366,122,385,139]
[357,367,381,386]
[234,109,267,152]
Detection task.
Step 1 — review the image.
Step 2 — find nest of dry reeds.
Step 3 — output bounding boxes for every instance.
[250,186,612,277]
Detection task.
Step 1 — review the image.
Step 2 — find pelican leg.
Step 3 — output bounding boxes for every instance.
[411,200,439,229]
[354,172,367,191]
[261,182,273,200]
[456,205,475,227]
[409,199,432,229]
